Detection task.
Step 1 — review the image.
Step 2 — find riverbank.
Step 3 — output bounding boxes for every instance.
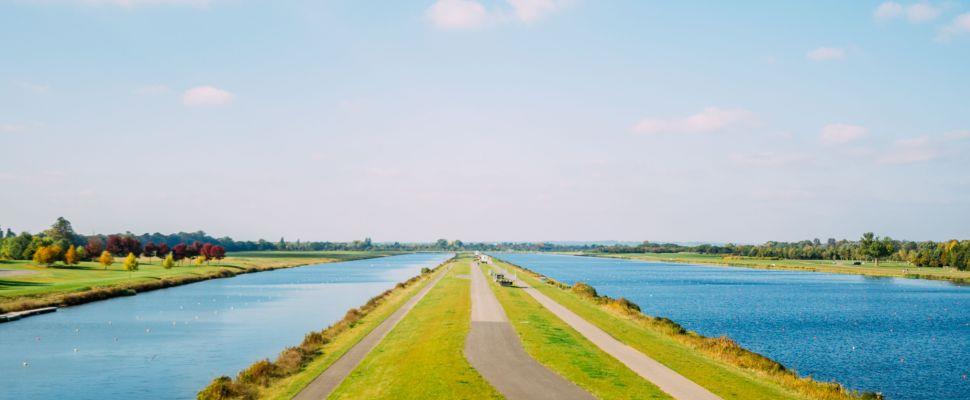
[0,251,392,316]
[495,256,882,400]
[199,255,457,400]
[582,252,970,284]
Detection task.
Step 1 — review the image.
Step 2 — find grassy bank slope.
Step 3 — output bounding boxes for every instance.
[495,258,876,400]
[590,252,970,283]
[328,258,502,400]
[0,251,387,313]
[481,263,670,400]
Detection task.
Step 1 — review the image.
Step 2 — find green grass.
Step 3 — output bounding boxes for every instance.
[589,252,970,283]
[0,251,385,312]
[494,258,810,400]
[480,264,670,400]
[256,258,452,400]
[328,258,502,400]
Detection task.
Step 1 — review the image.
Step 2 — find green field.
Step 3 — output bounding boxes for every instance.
[494,258,827,400]
[257,257,452,400]
[328,258,502,400]
[0,251,387,313]
[481,263,670,400]
[588,252,970,283]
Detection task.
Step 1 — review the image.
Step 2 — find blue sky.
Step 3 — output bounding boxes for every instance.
[2,0,969,243]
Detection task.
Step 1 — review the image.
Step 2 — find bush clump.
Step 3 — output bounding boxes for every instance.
[570,282,598,298]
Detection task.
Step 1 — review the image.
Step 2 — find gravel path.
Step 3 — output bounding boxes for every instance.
[464,262,595,400]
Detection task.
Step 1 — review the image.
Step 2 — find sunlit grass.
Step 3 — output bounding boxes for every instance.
[481,264,670,400]
[328,258,502,400]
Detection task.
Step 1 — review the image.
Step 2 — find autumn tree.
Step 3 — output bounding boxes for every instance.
[156,243,170,260]
[143,242,157,263]
[32,246,61,266]
[85,236,104,260]
[209,245,226,263]
[172,243,187,265]
[99,251,114,269]
[162,254,175,269]
[123,252,139,274]
[64,245,80,265]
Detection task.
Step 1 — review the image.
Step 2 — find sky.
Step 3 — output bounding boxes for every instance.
[1,0,969,243]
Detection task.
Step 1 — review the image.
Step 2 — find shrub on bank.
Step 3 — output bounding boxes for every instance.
[196,256,455,400]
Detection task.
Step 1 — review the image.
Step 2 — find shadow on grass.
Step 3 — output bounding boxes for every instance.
[0,280,50,289]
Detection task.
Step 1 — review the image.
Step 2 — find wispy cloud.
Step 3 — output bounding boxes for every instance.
[15,81,50,94]
[943,130,970,140]
[182,85,233,107]
[879,136,940,164]
[874,2,942,23]
[632,107,757,135]
[806,47,846,61]
[729,152,811,167]
[820,123,868,145]
[1,123,27,134]
[937,12,970,41]
[425,0,565,30]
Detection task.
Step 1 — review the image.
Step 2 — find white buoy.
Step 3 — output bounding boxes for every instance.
[22,361,28,367]
[145,328,151,333]
[73,348,78,353]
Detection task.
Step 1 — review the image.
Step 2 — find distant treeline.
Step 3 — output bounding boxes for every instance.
[596,233,970,270]
[2,218,967,270]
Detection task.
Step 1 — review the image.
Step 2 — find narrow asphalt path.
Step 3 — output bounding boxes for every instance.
[294,264,452,400]
[496,265,723,400]
[464,262,595,400]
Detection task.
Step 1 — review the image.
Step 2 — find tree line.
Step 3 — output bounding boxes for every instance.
[595,232,969,270]
[0,218,225,267]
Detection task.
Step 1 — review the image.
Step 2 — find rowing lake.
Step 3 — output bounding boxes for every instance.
[496,253,970,400]
[0,252,452,399]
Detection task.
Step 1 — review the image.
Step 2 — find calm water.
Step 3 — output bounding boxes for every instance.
[496,253,970,400]
[0,253,452,399]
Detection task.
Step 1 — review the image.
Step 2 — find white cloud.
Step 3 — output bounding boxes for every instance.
[425,0,564,29]
[182,86,233,107]
[729,152,811,167]
[820,123,868,145]
[874,2,941,23]
[879,136,939,164]
[506,0,561,22]
[938,13,970,41]
[875,2,904,19]
[806,47,845,61]
[633,107,757,135]
[944,130,970,140]
[426,0,490,29]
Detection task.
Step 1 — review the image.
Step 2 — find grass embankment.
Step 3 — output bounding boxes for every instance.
[328,258,501,400]
[495,258,882,400]
[0,251,387,314]
[200,255,456,400]
[590,252,970,284]
[480,263,670,400]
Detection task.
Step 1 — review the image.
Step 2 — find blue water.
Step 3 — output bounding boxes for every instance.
[0,253,452,399]
[495,253,970,400]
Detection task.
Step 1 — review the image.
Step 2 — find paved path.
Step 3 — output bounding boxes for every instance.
[464,262,595,400]
[294,265,452,400]
[496,265,723,400]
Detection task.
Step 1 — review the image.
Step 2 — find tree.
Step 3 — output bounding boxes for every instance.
[209,245,226,263]
[106,235,124,255]
[162,254,175,269]
[123,252,139,274]
[156,243,170,260]
[195,254,207,265]
[172,243,187,265]
[144,242,157,263]
[32,245,61,266]
[64,245,80,265]
[278,237,286,251]
[1,232,31,260]
[85,236,104,260]
[45,217,79,246]
[76,246,87,261]
[99,251,114,269]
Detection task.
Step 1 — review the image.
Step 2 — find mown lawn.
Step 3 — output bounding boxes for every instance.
[328,258,502,400]
[495,258,808,400]
[592,252,970,282]
[481,263,670,400]
[0,251,385,306]
[257,258,453,400]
